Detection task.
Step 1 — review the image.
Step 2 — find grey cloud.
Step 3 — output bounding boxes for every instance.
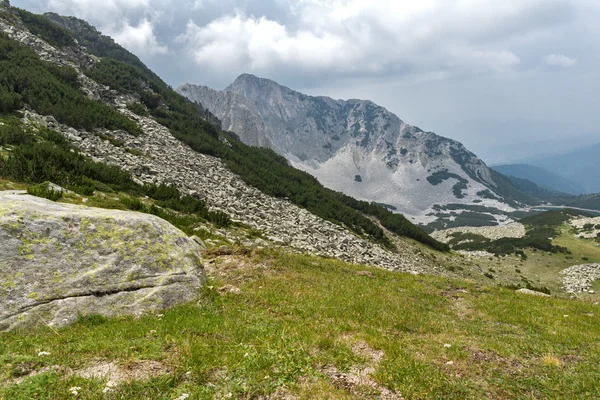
[10,0,600,163]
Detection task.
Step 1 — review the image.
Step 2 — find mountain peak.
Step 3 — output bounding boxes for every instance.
[178,76,504,217]
[233,73,261,83]
[227,73,284,92]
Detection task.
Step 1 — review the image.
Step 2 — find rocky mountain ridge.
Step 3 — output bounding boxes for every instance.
[0,6,440,274]
[178,75,514,220]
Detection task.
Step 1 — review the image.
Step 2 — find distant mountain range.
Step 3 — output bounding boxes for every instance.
[491,164,585,196]
[520,144,600,194]
[177,76,527,221]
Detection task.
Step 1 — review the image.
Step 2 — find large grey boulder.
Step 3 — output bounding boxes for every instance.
[0,191,205,331]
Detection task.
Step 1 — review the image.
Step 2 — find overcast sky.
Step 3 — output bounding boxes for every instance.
[12,0,600,163]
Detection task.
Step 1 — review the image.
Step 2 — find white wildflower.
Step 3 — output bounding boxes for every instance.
[38,351,50,356]
[69,386,81,395]
[443,344,452,348]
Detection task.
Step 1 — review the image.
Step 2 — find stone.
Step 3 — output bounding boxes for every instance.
[515,288,551,297]
[218,285,242,295]
[46,181,75,194]
[189,235,207,250]
[0,192,205,331]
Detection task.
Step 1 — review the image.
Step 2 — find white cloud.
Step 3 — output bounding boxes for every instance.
[176,0,572,80]
[45,0,168,56]
[544,54,577,68]
[47,0,150,24]
[112,19,168,56]
[178,14,356,71]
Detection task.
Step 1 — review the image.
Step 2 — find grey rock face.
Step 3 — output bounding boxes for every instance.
[177,75,504,217]
[0,192,205,331]
[178,84,271,148]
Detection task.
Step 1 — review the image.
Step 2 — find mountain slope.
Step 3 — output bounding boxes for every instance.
[0,4,450,259]
[178,75,522,219]
[492,163,585,195]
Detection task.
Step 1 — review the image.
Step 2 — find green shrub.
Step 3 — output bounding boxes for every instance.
[126,102,149,116]
[0,35,140,135]
[26,182,62,201]
[15,8,74,48]
[0,120,230,228]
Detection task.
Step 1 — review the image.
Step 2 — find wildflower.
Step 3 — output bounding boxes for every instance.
[443,344,452,348]
[38,351,50,356]
[102,380,117,393]
[69,386,81,395]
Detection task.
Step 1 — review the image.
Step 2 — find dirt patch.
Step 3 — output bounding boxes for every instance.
[218,284,242,295]
[322,337,403,399]
[74,359,173,383]
[356,271,375,279]
[466,347,524,374]
[204,253,274,283]
[6,359,172,387]
[450,298,474,320]
[7,365,69,386]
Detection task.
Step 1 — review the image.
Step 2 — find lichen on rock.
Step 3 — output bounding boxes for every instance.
[0,191,205,331]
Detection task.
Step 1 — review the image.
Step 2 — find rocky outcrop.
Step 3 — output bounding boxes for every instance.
[561,264,600,294]
[432,222,526,243]
[515,288,551,297]
[177,75,513,218]
[178,84,270,148]
[0,192,205,331]
[570,216,600,239]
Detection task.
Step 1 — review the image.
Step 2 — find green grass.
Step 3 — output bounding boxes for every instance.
[2,250,600,399]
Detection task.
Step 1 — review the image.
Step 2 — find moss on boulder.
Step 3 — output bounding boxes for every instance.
[0,191,205,331]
